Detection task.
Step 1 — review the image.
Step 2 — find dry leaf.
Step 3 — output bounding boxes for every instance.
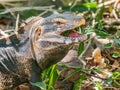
[15,83,29,90]
[96,69,112,79]
[92,48,102,64]
[110,60,120,71]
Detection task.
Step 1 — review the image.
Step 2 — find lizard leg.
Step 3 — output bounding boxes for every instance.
[29,60,42,90]
[30,72,41,90]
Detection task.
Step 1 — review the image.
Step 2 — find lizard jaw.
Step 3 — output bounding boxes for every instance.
[56,28,85,44]
[55,18,86,44]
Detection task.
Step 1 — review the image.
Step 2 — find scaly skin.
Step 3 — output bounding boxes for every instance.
[0,12,85,90]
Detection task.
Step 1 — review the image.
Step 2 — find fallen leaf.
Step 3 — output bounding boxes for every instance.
[92,48,102,64]
[110,60,120,71]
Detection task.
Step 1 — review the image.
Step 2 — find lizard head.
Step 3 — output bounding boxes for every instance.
[34,12,86,45]
[28,12,86,69]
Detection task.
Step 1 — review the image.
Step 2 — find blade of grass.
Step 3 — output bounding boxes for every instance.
[73,73,86,90]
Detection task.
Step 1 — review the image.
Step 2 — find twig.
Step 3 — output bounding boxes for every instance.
[103,87,118,90]
[0,2,17,6]
[0,29,9,38]
[0,5,55,14]
[59,63,107,80]
[98,0,116,8]
[98,0,119,19]
[104,25,120,30]
[15,14,19,33]
[78,39,91,60]
[78,39,92,66]
[38,10,49,17]
[0,0,27,2]
[112,9,118,19]
[112,0,119,19]
[103,19,120,25]
[81,70,107,80]
[114,0,120,8]
[2,3,16,18]
[4,29,15,33]
[91,11,96,28]
[78,11,96,66]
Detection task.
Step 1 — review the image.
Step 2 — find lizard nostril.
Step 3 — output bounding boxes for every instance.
[79,19,85,25]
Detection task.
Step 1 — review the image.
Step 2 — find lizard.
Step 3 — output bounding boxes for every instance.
[0,12,85,90]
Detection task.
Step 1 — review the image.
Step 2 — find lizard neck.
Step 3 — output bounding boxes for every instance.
[17,37,32,57]
[17,34,41,61]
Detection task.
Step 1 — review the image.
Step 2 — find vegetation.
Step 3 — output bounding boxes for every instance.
[0,0,120,90]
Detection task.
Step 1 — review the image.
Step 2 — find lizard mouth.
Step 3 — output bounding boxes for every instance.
[61,27,84,39]
[57,27,85,44]
[60,28,83,38]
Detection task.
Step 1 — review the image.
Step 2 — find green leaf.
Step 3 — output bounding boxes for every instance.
[112,37,120,46]
[41,64,60,90]
[42,66,51,80]
[112,72,120,86]
[95,30,108,39]
[73,73,86,90]
[117,30,120,37]
[96,6,105,22]
[20,10,39,18]
[95,82,102,90]
[61,30,71,37]
[94,68,113,79]
[47,64,60,90]
[78,42,84,56]
[82,2,97,9]
[63,2,97,12]
[112,51,120,58]
[63,68,82,82]
[84,25,95,35]
[103,43,112,48]
[30,82,46,90]
[57,62,83,70]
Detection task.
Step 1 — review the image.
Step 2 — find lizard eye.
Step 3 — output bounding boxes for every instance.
[55,21,62,25]
[52,18,67,26]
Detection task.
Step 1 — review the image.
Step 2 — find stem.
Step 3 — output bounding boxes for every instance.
[0,5,55,14]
